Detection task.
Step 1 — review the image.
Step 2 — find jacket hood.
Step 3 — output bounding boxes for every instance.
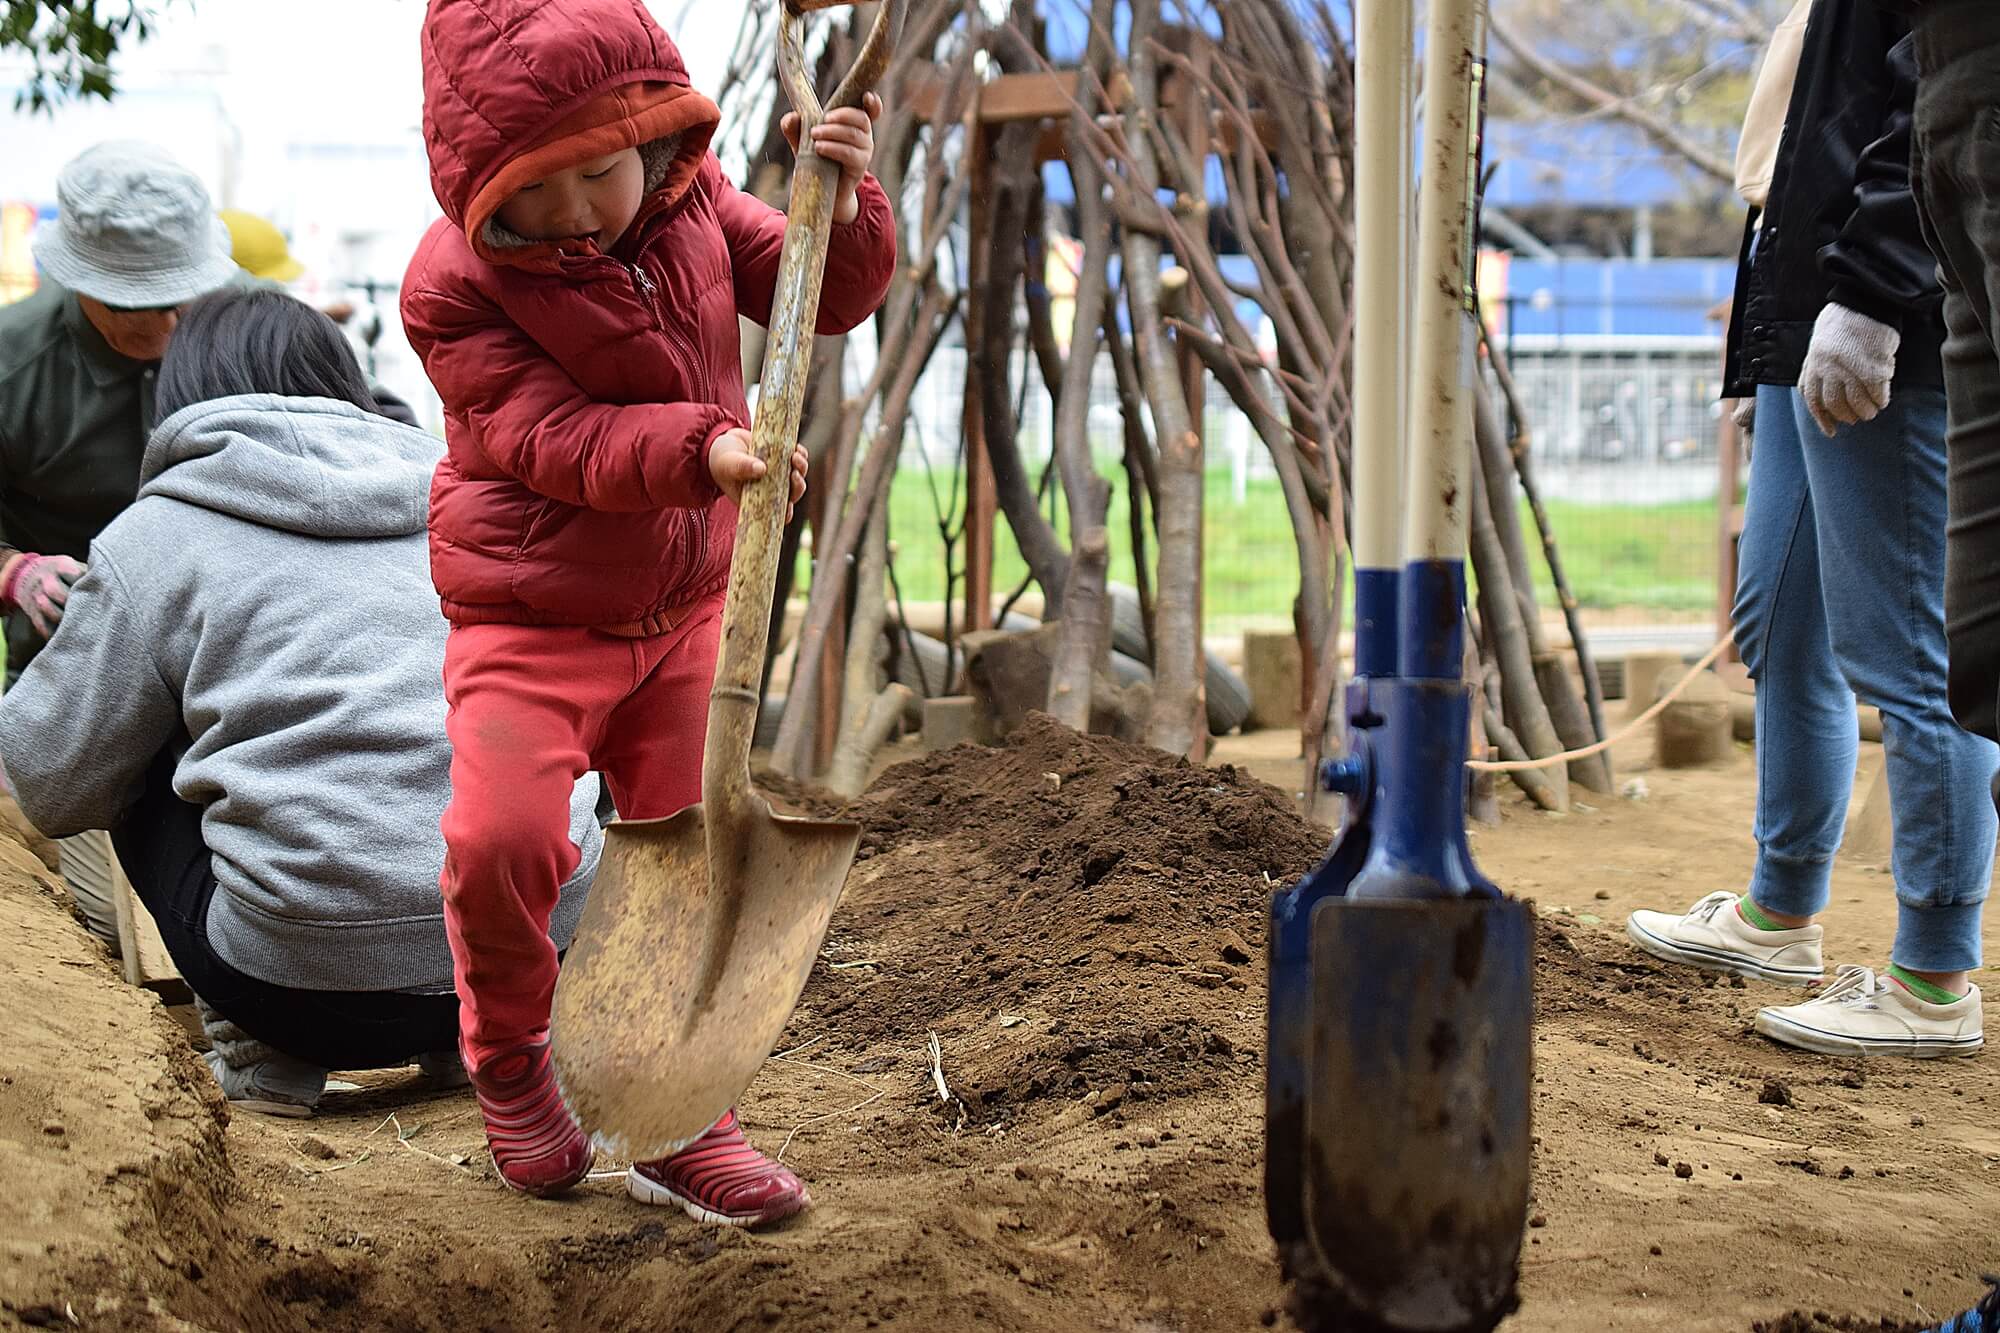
[420,0,720,267]
[140,395,442,538]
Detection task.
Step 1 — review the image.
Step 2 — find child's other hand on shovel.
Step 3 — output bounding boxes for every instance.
[708,427,809,521]
[782,92,882,225]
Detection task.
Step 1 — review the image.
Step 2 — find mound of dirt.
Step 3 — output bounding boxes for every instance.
[780,715,1327,1138]
[0,852,235,1331]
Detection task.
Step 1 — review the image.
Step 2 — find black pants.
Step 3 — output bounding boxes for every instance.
[111,748,460,1072]
[1916,6,2000,747]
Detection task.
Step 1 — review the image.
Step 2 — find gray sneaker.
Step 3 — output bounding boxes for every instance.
[202,1048,327,1117]
[416,1049,470,1088]
[1625,891,1824,986]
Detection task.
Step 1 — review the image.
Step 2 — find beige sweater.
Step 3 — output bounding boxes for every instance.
[1735,0,1816,210]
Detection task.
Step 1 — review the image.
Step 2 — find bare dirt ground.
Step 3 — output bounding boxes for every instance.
[1,718,1994,1332]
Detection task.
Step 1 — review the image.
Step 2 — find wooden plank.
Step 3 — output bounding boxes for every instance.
[906,68,1131,125]
[905,64,1275,156]
[110,846,140,987]
[110,851,186,1000]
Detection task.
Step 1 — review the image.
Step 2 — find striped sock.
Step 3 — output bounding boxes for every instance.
[1887,963,1963,1006]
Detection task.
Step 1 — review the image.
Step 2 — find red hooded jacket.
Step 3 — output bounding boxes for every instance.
[403,0,896,631]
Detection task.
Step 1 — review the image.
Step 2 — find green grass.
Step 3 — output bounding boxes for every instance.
[851,465,1718,631]
[1532,498,1719,614]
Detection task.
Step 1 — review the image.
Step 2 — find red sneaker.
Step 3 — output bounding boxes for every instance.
[627,1110,810,1227]
[466,1040,593,1196]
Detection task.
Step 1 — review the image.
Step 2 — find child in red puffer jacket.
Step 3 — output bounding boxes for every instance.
[402,0,896,1218]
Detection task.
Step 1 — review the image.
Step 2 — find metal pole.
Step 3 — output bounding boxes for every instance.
[1399,0,1485,680]
[1351,0,1415,679]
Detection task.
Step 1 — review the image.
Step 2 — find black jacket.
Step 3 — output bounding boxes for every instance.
[1722,3,1941,397]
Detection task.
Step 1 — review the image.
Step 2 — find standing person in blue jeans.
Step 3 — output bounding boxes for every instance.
[1624,0,1994,1057]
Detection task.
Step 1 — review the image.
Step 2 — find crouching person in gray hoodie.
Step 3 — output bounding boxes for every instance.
[0,288,603,1117]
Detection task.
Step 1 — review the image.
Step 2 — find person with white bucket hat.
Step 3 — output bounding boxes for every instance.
[0,142,237,955]
[0,141,237,682]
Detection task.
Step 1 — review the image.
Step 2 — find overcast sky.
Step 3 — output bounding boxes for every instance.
[2,0,734,266]
[2,0,738,406]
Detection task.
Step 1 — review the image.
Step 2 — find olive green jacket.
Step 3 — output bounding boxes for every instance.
[0,284,158,678]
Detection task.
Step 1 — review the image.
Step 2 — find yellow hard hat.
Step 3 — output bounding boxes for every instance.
[219,209,305,283]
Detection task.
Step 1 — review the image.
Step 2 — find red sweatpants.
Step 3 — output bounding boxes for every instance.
[439,598,721,1069]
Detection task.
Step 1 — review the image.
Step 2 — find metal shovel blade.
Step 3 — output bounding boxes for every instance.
[549,797,859,1160]
[1301,897,1532,1333]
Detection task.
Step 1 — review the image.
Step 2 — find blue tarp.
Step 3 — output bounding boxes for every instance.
[1483,119,1718,211]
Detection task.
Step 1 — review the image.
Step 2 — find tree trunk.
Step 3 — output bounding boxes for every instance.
[1482,704,1565,813]
[1103,302,1158,658]
[827,504,914,796]
[1467,633,1500,826]
[972,117,1070,612]
[772,278,959,778]
[1468,456,1569,811]
[1301,544,1348,827]
[1121,0,1203,758]
[1485,330,1611,754]
[1472,375,1610,794]
[1046,0,1120,732]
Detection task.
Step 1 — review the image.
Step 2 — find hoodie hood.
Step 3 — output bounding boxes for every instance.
[141,395,441,539]
[420,0,720,268]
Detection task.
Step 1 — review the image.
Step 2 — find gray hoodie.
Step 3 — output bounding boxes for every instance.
[0,394,600,992]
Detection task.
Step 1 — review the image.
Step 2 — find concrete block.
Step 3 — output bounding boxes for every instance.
[922,695,987,752]
[1597,656,1627,702]
[1730,690,1756,742]
[1242,630,1303,731]
[1624,652,1686,721]
[1655,670,1734,768]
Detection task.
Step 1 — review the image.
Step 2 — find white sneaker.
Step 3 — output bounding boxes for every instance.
[1755,965,1984,1058]
[1624,891,1824,985]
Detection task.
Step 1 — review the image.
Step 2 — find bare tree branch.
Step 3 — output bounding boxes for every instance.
[1489,13,1736,187]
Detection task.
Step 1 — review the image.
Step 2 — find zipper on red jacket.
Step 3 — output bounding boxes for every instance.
[626,261,666,331]
[626,259,711,403]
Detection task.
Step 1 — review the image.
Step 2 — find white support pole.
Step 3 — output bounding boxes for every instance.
[1401,0,1485,566]
[1351,0,1415,576]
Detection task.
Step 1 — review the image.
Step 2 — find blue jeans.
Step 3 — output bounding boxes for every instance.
[1733,382,1995,973]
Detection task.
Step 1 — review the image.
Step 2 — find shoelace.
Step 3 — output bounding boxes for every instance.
[1809,964,1883,1009]
[1936,1275,2000,1333]
[1685,891,1737,924]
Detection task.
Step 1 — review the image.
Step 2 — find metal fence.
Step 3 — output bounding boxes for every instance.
[877,334,1726,636]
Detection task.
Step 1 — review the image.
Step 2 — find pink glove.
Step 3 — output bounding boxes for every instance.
[0,553,86,639]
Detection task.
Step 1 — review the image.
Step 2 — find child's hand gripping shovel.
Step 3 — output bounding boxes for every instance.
[548,0,904,1161]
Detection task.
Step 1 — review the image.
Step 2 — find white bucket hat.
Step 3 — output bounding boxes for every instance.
[32,141,237,309]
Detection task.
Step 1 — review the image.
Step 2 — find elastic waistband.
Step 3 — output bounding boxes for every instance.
[597,599,703,638]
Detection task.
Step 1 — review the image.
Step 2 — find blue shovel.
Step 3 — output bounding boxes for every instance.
[1265,2,1533,1329]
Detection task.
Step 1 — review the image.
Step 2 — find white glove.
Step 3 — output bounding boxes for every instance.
[1799,303,1900,438]
[1732,397,1755,433]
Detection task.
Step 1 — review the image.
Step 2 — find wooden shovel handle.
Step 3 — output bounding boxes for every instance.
[702,0,904,811]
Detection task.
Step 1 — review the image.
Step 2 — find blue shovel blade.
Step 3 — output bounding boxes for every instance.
[1300,896,1533,1333]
